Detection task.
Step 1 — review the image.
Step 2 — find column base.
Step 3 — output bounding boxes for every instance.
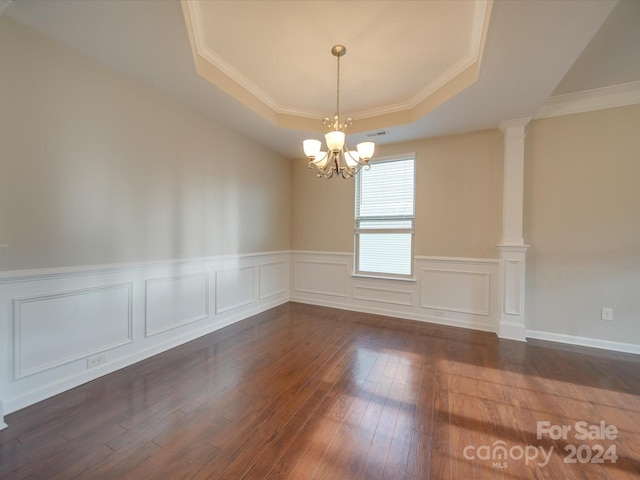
[498,319,527,342]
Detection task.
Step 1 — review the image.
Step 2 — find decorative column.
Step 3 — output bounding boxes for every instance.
[497,118,531,341]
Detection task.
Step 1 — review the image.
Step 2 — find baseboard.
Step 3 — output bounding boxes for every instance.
[526,329,640,355]
[0,401,6,430]
[498,320,527,342]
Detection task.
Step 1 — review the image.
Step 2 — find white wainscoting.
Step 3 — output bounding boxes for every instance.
[215,265,256,314]
[14,283,133,378]
[290,251,499,332]
[0,251,289,423]
[145,273,209,337]
[293,259,348,297]
[259,261,289,300]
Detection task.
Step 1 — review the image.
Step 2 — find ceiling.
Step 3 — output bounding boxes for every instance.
[4,0,639,159]
[183,0,491,132]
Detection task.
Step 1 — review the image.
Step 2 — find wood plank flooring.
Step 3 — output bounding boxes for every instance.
[1,302,639,479]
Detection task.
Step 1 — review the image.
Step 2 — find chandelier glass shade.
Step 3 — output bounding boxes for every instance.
[303,45,375,179]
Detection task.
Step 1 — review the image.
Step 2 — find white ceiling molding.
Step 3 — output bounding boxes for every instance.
[184,0,281,114]
[0,0,13,16]
[181,0,493,132]
[536,81,640,119]
[406,0,490,112]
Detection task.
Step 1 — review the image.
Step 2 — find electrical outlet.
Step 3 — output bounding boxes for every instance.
[87,353,107,369]
[435,310,446,318]
[601,307,613,321]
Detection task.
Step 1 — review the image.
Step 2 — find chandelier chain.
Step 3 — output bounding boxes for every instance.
[336,53,340,120]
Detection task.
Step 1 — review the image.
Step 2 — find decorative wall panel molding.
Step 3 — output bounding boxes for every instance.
[420,269,490,315]
[503,259,522,315]
[145,273,209,337]
[215,265,256,314]
[353,285,414,306]
[290,251,498,333]
[259,261,288,300]
[0,252,288,420]
[13,283,133,378]
[293,260,348,297]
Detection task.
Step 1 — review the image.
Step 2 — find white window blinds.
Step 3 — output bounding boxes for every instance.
[355,156,415,277]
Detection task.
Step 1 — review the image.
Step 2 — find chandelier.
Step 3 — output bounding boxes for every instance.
[303,45,375,179]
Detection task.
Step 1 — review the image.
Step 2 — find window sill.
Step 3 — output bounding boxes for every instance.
[351,273,417,283]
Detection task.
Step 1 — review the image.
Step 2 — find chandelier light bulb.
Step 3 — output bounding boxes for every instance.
[325,131,345,152]
[356,141,375,161]
[303,139,322,158]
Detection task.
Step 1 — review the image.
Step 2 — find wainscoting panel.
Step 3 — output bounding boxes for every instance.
[0,251,289,423]
[215,266,256,314]
[420,269,490,315]
[13,283,133,379]
[145,273,209,337]
[259,261,288,300]
[503,259,522,315]
[353,285,414,307]
[290,252,499,333]
[293,259,348,297]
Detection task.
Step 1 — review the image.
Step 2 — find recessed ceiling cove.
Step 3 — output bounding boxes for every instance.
[181,0,492,133]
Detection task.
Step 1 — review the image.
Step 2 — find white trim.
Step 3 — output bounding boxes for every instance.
[4,296,288,415]
[186,0,280,113]
[184,0,491,121]
[293,260,349,298]
[258,261,289,300]
[0,400,6,430]
[419,268,490,316]
[289,296,496,334]
[415,255,499,265]
[353,285,414,307]
[13,283,134,378]
[291,250,352,258]
[535,81,640,120]
[498,320,527,342]
[351,273,416,283]
[527,330,640,356]
[214,265,257,314]
[144,273,210,337]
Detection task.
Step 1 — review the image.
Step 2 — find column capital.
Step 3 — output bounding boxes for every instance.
[498,244,529,253]
[499,117,532,137]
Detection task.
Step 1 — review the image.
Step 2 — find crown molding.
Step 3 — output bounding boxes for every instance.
[0,0,13,16]
[536,81,640,119]
[181,0,491,129]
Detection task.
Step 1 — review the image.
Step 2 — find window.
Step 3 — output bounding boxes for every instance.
[355,154,415,278]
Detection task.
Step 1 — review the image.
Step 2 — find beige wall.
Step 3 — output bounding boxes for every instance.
[524,105,640,344]
[0,18,290,271]
[291,129,503,258]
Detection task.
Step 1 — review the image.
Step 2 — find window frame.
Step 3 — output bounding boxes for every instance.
[354,153,416,280]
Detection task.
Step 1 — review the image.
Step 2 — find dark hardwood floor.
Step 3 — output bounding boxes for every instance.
[1,302,639,479]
